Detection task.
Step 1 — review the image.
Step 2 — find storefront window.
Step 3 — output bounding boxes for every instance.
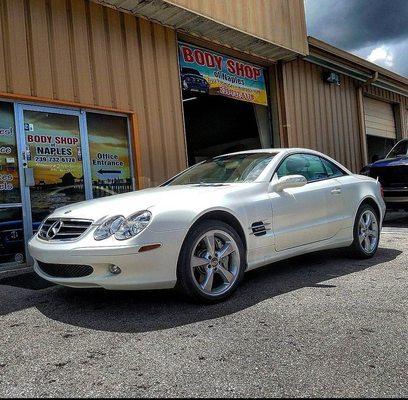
[0,207,26,266]
[0,102,20,204]
[24,110,86,225]
[87,113,133,198]
[0,102,25,267]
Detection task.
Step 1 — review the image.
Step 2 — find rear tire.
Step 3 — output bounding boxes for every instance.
[176,219,245,304]
[349,204,380,259]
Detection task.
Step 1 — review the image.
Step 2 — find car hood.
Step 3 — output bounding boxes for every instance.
[369,156,408,168]
[50,184,253,222]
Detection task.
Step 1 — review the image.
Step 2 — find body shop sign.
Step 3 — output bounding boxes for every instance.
[27,134,80,164]
[179,42,268,106]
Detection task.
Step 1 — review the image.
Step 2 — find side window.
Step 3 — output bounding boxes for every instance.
[321,158,346,178]
[276,154,328,182]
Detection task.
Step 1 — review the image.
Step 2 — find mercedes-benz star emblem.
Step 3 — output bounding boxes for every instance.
[46,220,64,240]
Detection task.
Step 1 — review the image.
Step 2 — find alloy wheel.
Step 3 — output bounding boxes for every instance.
[190,230,240,297]
[358,210,379,254]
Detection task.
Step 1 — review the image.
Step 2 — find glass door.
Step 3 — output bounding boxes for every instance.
[17,105,92,248]
[0,102,26,270]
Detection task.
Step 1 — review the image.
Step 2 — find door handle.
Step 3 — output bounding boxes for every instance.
[331,188,342,195]
[24,168,35,187]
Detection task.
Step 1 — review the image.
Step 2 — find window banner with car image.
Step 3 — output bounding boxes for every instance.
[178,42,268,106]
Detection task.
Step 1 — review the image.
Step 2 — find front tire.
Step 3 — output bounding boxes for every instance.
[349,204,380,259]
[177,220,245,303]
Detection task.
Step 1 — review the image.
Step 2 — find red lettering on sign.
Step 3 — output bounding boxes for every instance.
[214,55,223,70]
[244,65,254,79]
[226,59,235,74]
[182,45,262,81]
[193,49,205,65]
[181,46,194,63]
[55,136,79,145]
[204,52,215,68]
[27,134,52,144]
[253,68,261,80]
[235,62,245,77]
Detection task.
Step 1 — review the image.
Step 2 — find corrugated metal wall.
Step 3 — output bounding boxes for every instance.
[281,58,363,172]
[165,0,308,56]
[0,0,187,187]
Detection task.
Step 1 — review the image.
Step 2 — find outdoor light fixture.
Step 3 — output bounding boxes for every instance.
[323,70,341,86]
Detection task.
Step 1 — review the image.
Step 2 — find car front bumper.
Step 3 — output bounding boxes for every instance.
[383,187,408,209]
[28,228,188,290]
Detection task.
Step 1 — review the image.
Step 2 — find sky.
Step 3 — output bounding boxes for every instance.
[304,0,408,78]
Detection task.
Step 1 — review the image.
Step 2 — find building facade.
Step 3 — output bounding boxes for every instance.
[0,0,407,271]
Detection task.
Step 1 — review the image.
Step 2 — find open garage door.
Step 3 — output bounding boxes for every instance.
[364,97,397,163]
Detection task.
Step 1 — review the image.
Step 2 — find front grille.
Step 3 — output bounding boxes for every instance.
[37,261,93,278]
[384,190,408,198]
[38,218,93,241]
[370,165,408,187]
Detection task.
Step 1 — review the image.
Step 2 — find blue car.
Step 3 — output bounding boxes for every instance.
[181,67,210,95]
[0,217,41,265]
[361,139,408,211]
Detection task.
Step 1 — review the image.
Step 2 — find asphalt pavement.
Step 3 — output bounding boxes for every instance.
[0,212,407,397]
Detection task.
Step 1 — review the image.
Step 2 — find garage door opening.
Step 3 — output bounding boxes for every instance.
[364,96,397,163]
[179,42,273,166]
[183,95,271,165]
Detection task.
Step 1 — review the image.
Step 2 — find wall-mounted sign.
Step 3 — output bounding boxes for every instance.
[178,42,268,106]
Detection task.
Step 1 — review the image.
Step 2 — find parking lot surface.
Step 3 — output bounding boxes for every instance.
[0,213,407,397]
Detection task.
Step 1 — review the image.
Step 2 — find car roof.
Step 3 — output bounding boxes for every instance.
[222,148,322,157]
[219,148,352,176]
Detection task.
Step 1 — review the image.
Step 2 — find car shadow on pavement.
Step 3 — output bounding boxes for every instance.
[383,212,408,228]
[0,245,390,333]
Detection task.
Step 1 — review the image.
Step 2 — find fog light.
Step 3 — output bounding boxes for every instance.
[109,265,122,275]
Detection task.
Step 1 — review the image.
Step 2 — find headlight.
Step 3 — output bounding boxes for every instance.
[114,211,152,241]
[94,216,126,241]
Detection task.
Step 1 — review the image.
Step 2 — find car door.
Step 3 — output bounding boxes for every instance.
[320,157,348,237]
[270,154,334,252]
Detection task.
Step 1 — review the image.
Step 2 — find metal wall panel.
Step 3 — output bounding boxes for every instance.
[0,0,187,187]
[165,0,308,55]
[282,58,363,172]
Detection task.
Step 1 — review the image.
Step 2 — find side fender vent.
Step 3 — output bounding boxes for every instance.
[251,221,269,237]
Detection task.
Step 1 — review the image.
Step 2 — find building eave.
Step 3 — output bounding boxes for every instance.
[91,0,306,62]
[307,37,408,98]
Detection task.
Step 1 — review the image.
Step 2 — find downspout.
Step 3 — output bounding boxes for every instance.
[356,71,379,167]
[359,71,379,88]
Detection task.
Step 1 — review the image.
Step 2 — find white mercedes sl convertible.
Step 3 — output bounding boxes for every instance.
[29,149,385,303]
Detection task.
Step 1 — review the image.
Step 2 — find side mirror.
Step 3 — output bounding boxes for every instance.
[270,175,307,192]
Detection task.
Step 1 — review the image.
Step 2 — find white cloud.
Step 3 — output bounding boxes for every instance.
[366,46,394,68]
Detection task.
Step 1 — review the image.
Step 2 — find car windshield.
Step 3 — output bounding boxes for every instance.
[166,153,275,185]
[386,140,408,159]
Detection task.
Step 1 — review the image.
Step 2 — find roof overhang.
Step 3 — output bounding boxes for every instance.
[92,0,302,62]
[307,37,408,98]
